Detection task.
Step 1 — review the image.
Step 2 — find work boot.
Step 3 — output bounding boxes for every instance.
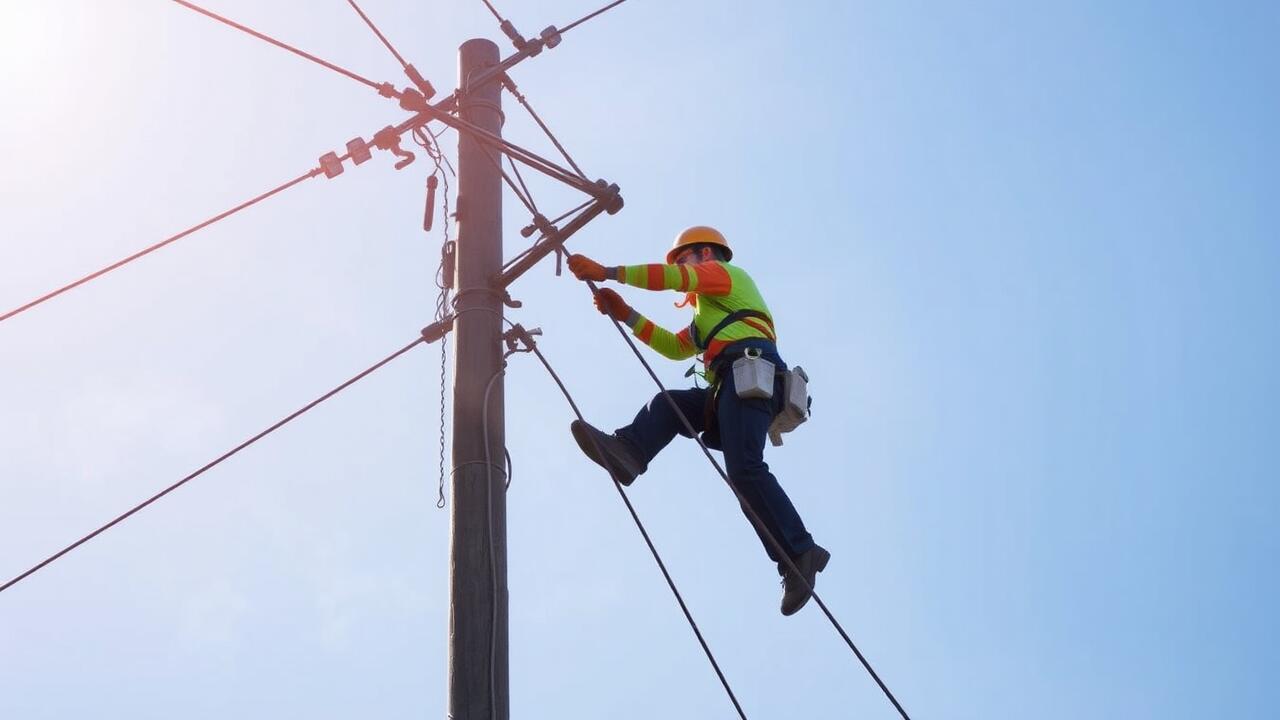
[570,420,643,486]
[779,545,831,616]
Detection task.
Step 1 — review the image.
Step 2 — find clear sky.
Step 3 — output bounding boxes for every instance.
[2,1,1277,718]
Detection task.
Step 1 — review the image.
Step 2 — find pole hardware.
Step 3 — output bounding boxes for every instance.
[373,125,415,169]
[404,64,437,100]
[346,137,373,165]
[501,323,542,357]
[520,213,554,238]
[420,315,456,344]
[424,174,440,229]
[595,179,625,214]
[500,290,522,309]
[441,240,457,289]
[319,151,344,179]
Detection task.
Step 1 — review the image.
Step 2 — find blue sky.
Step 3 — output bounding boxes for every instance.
[1,1,1276,718]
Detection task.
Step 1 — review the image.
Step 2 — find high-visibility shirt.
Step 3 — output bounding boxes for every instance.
[613,260,776,380]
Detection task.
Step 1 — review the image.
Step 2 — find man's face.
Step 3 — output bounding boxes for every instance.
[674,247,705,265]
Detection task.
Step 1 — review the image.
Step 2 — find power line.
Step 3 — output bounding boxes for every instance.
[170,0,384,91]
[345,0,410,70]
[479,144,539,215]
[0,170,320,324]
[506,154,537,213]
[557,0,629,35]
[514,330,749,720]
[0,335,431,596]
[479,0,506,25]
[580,278,914,720]
[503,77,589,180]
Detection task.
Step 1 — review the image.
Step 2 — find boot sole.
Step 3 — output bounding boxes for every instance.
[781,547,831,616]
[570,420,637,486]
[813,547,831,574]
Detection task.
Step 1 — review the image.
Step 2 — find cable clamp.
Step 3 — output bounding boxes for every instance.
[591,180,625,215]
[500,19,529,51]
[404,64,436,100]
[502,323,542,356]
[452,287,520,309]
[398,87,430,113]
[420,315,455,343]
[373,125,415,170]
[441,241,457,289]
[520,212,554,238]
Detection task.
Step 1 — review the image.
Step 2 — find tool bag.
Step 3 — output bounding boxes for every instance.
[768,366,810,447]
[727,351,811,446]
[696,306,810,446]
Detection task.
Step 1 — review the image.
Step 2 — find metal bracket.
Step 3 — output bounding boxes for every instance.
[420,315,455,343]
[502,323,542,356]
[373,125,415,170]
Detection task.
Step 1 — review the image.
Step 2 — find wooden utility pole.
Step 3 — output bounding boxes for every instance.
[449,38,507,720]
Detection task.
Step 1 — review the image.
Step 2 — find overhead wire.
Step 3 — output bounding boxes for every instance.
[580,279,914,720]
[500,198,597,273]
[420,106,598,195]
[520,335,749,720]
[506,154,537,213]
[557,0,629,35]
[478,0,506,24]
[0,336,429,595]
[550,198,595,226]
[1,169,320,324]
[504,82,589,180]
[344,0,410,70]
[170,0,384,92]
[479,145,539,215]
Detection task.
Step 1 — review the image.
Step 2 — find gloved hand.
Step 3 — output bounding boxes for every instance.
[592,288,632,322]
[568,253,609,282]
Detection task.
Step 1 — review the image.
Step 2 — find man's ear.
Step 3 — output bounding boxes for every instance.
[701,247,715,262]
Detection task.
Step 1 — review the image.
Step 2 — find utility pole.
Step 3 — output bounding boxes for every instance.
[450,38,507,720]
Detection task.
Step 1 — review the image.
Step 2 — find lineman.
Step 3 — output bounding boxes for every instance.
[566,226,829,616]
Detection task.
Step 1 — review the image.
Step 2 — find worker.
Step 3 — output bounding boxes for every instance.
[566,226,829,616]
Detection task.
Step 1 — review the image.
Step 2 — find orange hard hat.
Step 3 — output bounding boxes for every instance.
[667,226,733,264]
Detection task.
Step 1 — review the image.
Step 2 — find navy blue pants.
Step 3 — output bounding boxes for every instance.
[614,343,816,563]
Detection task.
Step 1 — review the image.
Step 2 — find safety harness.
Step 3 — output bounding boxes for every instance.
[691,308,776,355]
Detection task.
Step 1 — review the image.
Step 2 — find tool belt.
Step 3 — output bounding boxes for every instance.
[703,341,812,447]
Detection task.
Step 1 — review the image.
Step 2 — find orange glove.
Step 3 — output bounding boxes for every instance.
[568,253,609,282]
[593,288,632,322]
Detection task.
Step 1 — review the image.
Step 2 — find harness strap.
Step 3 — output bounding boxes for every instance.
[690,309,775,352]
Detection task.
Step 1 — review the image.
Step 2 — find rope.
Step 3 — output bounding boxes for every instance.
[557,0,629,35]
[0,336,427,595]
[1,169,320,325]
[170,0,384,91]
[345,0,410,70]
[582,280,913,720]
[524,341,750,720]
